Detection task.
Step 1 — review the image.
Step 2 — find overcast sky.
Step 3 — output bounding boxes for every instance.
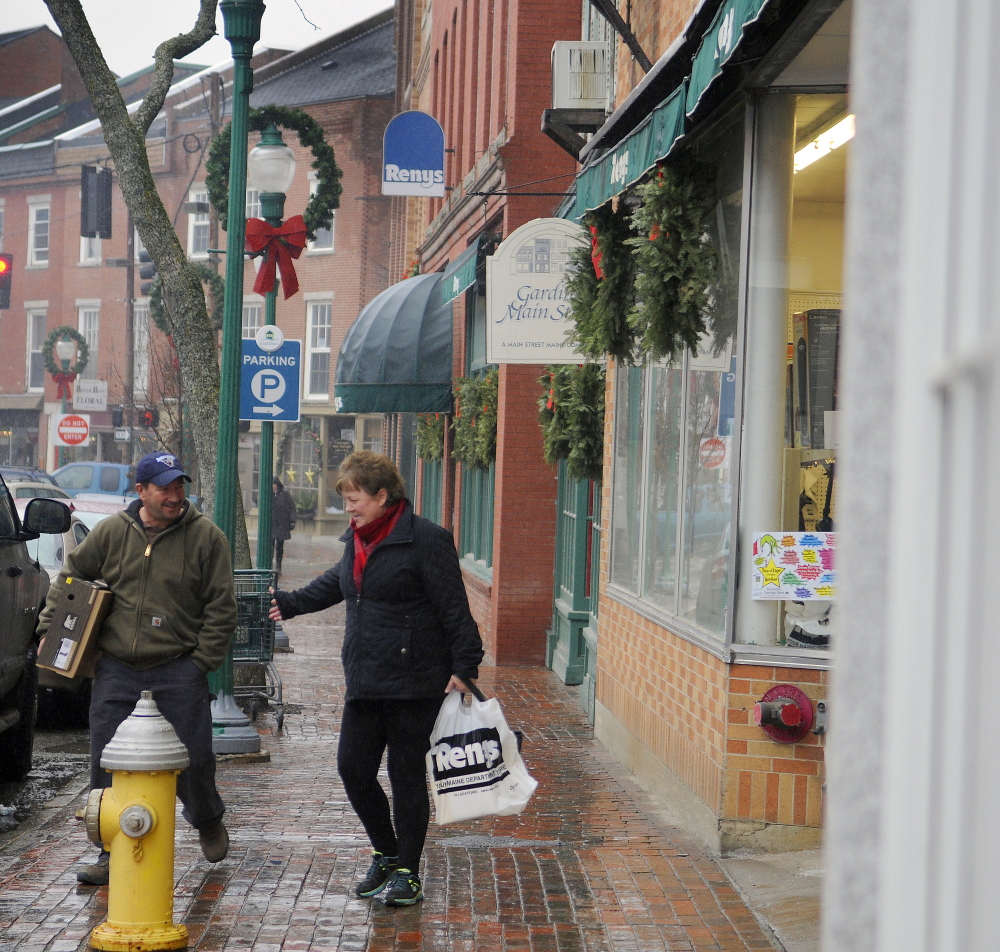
[6,0,393,77]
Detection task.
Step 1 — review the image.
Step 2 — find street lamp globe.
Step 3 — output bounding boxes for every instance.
[248,123,296,195]
[55,337,76,364]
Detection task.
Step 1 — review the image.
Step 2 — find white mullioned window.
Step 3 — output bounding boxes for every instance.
[28,199,50,267]
[80,235,101,265]
[77,302,100,380]
[242,300,263,338]
[246,188,261,220]
[26,305,47,391]
[306,298,332,397]
[187,187,210,257]
[308,175,334,252]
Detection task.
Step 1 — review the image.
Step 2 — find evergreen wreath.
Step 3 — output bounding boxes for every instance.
[415,413,446,462]
[565,203,638,363]
[626,156,720,360]
[206,105,342,241]
[537,364,606,482]
[42,326,89,376]
[451,370,498,469]
[148,263,225,335]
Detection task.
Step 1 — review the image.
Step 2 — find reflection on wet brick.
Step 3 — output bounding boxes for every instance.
[0,537,777,951]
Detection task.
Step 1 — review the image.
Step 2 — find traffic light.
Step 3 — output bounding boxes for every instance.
[139,250,157,296]
[139,406,159,428]
[81,165,113,239]
[0,254,11,310]
[111,406,124,428]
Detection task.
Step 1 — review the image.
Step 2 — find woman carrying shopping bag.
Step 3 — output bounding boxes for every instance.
[268,451,483,906]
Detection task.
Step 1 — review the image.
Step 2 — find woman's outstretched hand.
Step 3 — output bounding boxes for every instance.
[268,587,284,622]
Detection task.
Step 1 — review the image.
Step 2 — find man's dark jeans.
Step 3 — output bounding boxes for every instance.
[89,654,225,830]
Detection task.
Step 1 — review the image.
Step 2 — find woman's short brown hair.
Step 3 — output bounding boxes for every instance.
[335,451,407,505]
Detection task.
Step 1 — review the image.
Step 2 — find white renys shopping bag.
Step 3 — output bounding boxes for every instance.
[426,689,537,825]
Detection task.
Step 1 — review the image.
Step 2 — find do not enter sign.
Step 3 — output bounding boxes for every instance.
[699,437,726,469]
[52,413,90,447]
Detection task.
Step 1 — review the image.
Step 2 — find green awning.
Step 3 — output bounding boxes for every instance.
[686,0,769,115]
[439,237,481,304]
[334,273,453,414]
[575,83,687,213]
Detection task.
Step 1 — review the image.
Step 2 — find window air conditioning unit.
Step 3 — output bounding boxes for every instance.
[551,41,610,111]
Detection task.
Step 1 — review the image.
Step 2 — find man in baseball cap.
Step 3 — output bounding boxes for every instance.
[38,448,237,884]
[134,451,192,487]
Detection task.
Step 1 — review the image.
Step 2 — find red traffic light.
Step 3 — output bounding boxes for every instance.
[0,257,9,275]
[0,253,11,310]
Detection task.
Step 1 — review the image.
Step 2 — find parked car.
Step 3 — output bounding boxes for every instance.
[15,499,89,584]
[72,495,129,530]
[0,476,71,780]
[0,466,57,486]
[52,461,135,498]
[9,482,73,503]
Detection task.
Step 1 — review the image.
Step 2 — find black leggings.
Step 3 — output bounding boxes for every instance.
[273,538,285,567]
[337,697,443,873]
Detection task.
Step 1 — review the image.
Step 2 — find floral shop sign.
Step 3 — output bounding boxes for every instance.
[486,218,588,364]
[750,532,836,600]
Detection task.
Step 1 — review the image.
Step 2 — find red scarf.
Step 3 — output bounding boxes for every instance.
[352,500,405,589]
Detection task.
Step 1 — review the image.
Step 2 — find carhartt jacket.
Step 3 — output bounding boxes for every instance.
[273,503,483,701]
[37,499,236,672]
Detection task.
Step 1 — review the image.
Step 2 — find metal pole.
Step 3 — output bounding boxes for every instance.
[124,210,135,465]
[255,191,284,571]
[210,0,265,756]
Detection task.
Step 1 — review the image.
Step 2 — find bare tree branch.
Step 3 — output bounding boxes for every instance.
[133,0,219,134]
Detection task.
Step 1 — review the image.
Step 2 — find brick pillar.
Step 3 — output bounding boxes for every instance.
[488,363,557,665]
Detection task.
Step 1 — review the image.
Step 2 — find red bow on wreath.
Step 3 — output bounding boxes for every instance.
[589,224,605,279]
[245,215,308,299]
[52,371,76,400]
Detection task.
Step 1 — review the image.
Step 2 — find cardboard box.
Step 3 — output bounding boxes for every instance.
[37,578,113,680]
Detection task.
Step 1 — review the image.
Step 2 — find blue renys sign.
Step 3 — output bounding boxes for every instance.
[382,110,446,197]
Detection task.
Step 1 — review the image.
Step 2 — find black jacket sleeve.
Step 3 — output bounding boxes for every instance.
[419,524,484,680]
[273,561,344,619]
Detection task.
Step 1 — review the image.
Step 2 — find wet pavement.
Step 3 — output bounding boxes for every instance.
[0,535,786,951]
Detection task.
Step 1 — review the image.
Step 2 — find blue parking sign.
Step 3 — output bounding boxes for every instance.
[240,340,302,422]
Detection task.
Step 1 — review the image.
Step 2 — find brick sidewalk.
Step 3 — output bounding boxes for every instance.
[0,537,778,951]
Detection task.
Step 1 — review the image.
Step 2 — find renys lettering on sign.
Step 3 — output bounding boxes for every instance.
[382,111,446,197]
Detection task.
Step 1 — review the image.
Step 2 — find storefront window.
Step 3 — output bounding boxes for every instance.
[608,110,743,640]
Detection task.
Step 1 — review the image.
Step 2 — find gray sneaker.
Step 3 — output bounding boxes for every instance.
[77,850,110,885]
[198,819,229,862]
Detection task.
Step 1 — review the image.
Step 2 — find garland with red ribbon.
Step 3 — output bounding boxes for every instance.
[245,215,309,298]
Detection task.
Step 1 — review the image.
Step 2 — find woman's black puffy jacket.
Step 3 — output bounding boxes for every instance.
[273,504,483,701]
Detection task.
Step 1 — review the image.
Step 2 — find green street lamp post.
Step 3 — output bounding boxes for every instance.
[247,123,296,571]
[210,0,266,755]
[54,336,77,469]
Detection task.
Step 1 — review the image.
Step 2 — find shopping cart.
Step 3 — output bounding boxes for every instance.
[232,569,284,730]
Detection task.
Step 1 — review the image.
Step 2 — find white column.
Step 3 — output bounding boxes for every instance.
[733,94,794,645]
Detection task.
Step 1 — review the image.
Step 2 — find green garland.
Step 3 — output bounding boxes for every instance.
[626,157,719,360]
[565,203,637,363]
[148,263,225,335]
[42,326,89,376]
[537,364,606,482]
[206,105,342,241]
[415,412,446,462]
[452,370,498,470]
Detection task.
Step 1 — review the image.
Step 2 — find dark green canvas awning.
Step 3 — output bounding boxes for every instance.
[439,237,480,304]
[334,272,453,414]
[575,83,687,212]
[686,0,769,115]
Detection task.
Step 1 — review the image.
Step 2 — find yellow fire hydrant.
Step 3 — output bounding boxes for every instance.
[84,690,190,951]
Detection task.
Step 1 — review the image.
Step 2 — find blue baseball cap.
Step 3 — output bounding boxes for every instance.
[135,452,191,487]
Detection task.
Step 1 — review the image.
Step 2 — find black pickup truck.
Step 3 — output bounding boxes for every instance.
[0,473,70,781]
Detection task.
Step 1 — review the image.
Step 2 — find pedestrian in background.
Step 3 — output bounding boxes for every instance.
[38,452,237,885]
[271,477,296,578]
[268,451,483,907]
